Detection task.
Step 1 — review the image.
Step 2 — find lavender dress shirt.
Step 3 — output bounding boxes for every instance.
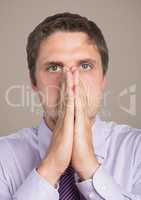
[0,115,141,200]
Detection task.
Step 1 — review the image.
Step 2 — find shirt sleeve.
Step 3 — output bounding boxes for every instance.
[12,169,59,200]
[0,137,60,200]
[75,165,141,200]
[0,177,12,200]
[0,169,59,200]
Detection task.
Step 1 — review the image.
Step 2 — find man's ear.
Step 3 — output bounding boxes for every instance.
[29,71,38,92]
[102,75,107,90]
[31,83,38,92]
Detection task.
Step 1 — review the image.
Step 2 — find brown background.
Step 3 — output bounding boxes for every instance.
[0,0,141,136]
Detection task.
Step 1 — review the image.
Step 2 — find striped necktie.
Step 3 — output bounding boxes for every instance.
[58,165,81,200]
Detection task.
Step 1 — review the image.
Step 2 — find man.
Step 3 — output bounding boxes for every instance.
[0,12,140,200]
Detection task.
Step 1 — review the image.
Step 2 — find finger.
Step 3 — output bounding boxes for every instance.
[56,69,75,131]
[63,69,74,125]
[78,78,88,115]
[74,70,88,133]
[59,78,66,116]
[74,70,87,113]
[55,77,66,129]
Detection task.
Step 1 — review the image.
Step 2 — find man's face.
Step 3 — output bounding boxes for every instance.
[32,31,106,120]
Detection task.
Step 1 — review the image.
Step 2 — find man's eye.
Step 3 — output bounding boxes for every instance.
[80,63,93,71]
[46,65,62,72]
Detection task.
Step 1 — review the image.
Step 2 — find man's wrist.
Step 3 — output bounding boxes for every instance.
[36,162,61,187]
[78,162,101,181]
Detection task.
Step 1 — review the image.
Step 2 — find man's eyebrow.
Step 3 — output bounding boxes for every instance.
[78,58,96,65]
[43,58,96,66]
[43,61,64,67]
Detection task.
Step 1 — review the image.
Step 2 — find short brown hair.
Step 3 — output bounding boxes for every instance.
[26,12,109,85]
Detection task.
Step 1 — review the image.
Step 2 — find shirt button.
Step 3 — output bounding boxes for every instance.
[100,185,107,191]
[88,192,95,199]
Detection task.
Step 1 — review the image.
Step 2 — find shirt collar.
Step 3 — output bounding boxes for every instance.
[38,114,110,161]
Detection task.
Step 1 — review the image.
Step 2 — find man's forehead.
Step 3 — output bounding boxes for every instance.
[36,31,100,66]
[45,31,89,41]
[39,40,99,60]
[41,31,97,50]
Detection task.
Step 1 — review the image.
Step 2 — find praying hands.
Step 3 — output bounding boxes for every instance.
[37,67,100,187]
